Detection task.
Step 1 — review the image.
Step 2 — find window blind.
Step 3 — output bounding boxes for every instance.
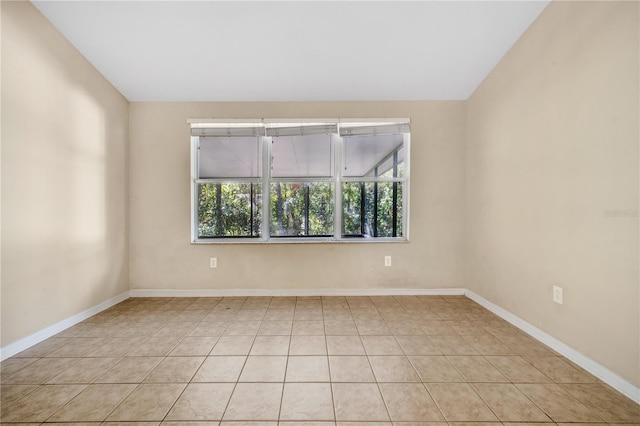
[339,122,410,136]
[190,125,265,137]
[265,123,338,137]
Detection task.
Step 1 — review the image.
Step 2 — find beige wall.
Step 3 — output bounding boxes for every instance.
[1,2,129,346]
[129,102,466,290]
[466,1,639,387]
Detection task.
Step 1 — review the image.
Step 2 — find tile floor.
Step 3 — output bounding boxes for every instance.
[1,295,638,425]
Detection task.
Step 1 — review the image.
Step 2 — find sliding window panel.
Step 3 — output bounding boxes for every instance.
[343,133,404,178]
[270,182,334,237]
[342,181,404,238]
[198,182,262,238]
[198,136,261,178]
[271,134,333,178]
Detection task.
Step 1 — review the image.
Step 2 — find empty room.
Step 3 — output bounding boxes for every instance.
[1,0,639,424]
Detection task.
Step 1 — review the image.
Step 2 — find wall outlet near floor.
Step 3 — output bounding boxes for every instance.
[384,256,392,267]
[553,285,563,304]
[210,257,217,268]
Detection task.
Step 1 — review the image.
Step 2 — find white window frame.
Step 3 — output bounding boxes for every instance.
[190,118,410,243]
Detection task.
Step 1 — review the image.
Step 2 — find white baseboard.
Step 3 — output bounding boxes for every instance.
[129,287,467,298]
[465,289,640,404]
[0,291,130,361]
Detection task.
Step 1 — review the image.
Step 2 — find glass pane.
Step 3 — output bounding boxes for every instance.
[376,181,403,237]
[342,182,365,236]
[342,181,403,238]
[378,147,405,178]
[270,182,334,236]
[343,133,404,177]
[198,183,261,238]
[271,134,332,177]
[199,136,260,178]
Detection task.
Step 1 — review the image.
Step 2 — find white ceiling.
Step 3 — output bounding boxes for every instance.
[31,1,549,102]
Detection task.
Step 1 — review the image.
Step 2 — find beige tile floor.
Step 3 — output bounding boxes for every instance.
[1,295,638,425]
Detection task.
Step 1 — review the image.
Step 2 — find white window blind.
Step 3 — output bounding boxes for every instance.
[339,122,410,136]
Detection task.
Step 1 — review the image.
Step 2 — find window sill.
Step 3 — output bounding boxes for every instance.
[191,237,408,244]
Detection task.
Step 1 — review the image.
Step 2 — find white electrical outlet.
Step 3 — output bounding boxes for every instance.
[553,285,563,304]
[384,256,392,267]
[210,257,217,269]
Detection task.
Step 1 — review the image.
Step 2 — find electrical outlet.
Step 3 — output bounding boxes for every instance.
[553,285,563,304]
[210,257,217,268]
[384,256,392,267]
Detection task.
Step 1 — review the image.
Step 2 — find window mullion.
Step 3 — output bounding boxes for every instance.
[403,132,410,240]
[334,134,343,241]
[261,137,271,241]
[191,137,199,242]
[392,150,398,238]
[360,182,366,236]
[341,177,403,183]
[269,177,335,183]
[373,167,379,238]
[196,178,261,184]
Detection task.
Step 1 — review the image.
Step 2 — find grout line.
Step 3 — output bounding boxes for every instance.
[322,296,339,423]
[364,296,393,423]
[218,332,254,422]
[277,300,296,422]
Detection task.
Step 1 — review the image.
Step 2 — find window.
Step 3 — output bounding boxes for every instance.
[191,119,409,242]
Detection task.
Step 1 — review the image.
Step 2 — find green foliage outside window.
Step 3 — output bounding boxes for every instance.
[198,177,403,239]
[342,181,403,237]
[270,182,334,236]
[198,183,261,238]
